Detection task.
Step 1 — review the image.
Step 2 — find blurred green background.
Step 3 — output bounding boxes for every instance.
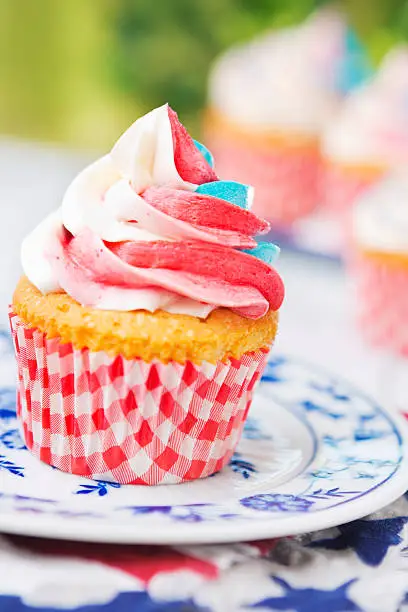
[0,0,407,149]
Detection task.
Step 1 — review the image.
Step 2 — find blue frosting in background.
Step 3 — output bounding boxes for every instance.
[336,27,373,94]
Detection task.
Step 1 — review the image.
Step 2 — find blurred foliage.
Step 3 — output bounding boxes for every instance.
[1,0,408,147]
[344,0,408,61]
[110,0,323,131]
[0,0,134,148]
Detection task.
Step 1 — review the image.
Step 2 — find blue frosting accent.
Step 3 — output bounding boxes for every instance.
[337,28,373,94]
[193,140,214,167]
[196,180,278,264]
[196,180,253,210]
[243,242,280,265]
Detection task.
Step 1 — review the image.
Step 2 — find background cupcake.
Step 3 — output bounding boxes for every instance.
[204,8,371,227]
[10,104,284,486]
[351,172,408,356]
[321,45,408,244]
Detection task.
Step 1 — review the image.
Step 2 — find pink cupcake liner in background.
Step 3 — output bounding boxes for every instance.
[320,161,385,219]
[205,134,320,226]
[9,310,269,486]
[319,163,386,255]
[353,255,408,357]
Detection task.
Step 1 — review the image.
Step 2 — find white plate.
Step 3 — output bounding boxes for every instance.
[0,340,407,545]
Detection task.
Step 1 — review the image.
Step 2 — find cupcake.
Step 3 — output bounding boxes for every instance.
[351,173,408,356]
[321,46,408,235]
[204,8,371,226]
[10,104,284,485]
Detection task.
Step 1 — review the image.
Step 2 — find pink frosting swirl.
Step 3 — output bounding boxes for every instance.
[22,105,284,319]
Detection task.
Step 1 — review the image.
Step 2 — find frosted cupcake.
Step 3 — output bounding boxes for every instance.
[205,8,371,226]
[321,46,408,229]
[10,104,284,485]
[352,173,408,355]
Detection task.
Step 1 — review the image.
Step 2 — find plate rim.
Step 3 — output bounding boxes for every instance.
[0,424,407,545]
[1,358,408,544]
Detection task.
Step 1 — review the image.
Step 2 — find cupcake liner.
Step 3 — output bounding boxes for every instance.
[204,117,319,225]
[9,310,268,485]
[320,159,385,217]
[320,160,386,256]
[353,254,408,357]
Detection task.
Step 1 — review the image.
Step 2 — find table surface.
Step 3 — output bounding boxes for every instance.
[1,139,408,611]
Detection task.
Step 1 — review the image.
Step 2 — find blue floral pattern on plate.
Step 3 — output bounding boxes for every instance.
[0,337,407,544]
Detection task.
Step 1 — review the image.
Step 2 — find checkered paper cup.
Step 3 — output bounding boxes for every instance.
[320,159,385,217]
[319,161,386,256]
[353,253,408,357]
[9,311,268,485]
[204,112,320,225]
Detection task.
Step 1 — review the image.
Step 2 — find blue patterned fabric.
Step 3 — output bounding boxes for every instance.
[1,502,408,611]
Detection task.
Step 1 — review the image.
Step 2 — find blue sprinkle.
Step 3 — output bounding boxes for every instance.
[196,180,253,209]
[243,242,280,265]
[193,140,214,167]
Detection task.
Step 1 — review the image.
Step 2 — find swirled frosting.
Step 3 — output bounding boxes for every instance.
[22,104,284,319]
[353,173,408,253]
[208,8,371,134]
[323,45,408,165]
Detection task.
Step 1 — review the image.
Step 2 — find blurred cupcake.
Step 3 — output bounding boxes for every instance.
[321,46,408,232]
[10,104,284,485]
[205,8,370,226]
[352,173,408,356]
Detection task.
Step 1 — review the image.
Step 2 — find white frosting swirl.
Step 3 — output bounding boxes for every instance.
[21,104,281,319]
[22,105,215,317]
[208,9,347,134]
[353,173,408,253]
[323,45,408,165]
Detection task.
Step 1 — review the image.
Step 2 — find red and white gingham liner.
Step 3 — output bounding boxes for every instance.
[9,310,269,485]
[205,133,320,225]
[353,254,408,357]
